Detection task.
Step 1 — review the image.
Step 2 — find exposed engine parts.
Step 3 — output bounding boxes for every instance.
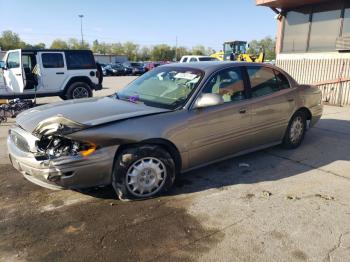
[36,135,96,159]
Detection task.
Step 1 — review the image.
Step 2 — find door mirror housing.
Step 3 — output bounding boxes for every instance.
[193,93,224,109]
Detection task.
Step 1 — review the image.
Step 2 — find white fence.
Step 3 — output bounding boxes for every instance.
[277,58,350,106]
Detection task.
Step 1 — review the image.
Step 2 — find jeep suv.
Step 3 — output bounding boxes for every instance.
[0,49,102,100]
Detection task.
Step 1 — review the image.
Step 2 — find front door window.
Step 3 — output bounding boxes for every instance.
[202,67,246,103]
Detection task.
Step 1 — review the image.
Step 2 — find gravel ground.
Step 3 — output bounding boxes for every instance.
[1,76,350,261]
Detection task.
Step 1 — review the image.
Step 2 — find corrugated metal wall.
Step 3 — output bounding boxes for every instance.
[277,58,350,105]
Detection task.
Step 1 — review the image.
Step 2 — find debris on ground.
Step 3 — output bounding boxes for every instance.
[286,195,301,200]
[315,194,334,200]
[261,191,272,197]
[238,162,250,168]
[245,193,255,199]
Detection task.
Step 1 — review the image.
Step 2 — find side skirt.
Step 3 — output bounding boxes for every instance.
[181,141,282,174]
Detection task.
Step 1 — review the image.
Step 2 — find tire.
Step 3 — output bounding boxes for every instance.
[282,111,307,149]
[65,82,93,100]
[112,145,176,200]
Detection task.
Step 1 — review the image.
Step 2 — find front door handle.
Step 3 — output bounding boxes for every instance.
[16,73,21,76]
[56,72,64,75]
[239,108,247,114]
[287,98,294,102]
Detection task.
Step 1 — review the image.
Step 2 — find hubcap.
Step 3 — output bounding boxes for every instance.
[290,116,304,143]
[126,157,167,197]
[72,87,89,99]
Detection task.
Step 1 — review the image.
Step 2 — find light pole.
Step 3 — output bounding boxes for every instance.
[174,36,178,62]
[78,14,84,47]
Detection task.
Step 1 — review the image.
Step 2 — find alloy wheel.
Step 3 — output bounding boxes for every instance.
[126,157,167,198]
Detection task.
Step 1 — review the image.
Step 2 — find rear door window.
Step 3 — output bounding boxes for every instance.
[247,66,279,98]
[189,57,197,62]
[182,57,188,62]
[42,53,64,68]
[65,51,96,70]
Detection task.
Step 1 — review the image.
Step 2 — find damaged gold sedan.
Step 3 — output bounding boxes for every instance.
[8,62,323,200]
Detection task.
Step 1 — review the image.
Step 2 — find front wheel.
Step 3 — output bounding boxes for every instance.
[112,145,176,200]
[282,111,307,149]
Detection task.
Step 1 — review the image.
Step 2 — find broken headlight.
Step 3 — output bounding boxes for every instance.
[36,135,97,159]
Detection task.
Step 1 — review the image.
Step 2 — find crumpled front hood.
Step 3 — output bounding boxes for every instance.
[16,96,170,134]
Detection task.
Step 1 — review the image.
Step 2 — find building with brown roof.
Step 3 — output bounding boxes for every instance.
[257,0,350,105]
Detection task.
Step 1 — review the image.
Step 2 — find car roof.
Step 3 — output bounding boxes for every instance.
[19,49,93,54]
[160,61,294,81]
[161,61,266,71]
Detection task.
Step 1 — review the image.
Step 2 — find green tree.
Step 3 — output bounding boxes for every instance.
[123,41,139,61]
[68,38,89,49]
[92,40,111,54]
[0,30,25,50]
[151,44,174,61]
[191,45,206,55]
[173,46,190,61]
[247,36,276,61]
[24,42,46,49]
[50,39,69,49]
[138,46,151,61]
[110,43,124,55]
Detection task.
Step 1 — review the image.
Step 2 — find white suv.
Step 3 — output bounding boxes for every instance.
[0,49,102,100]
[179,55,219,63]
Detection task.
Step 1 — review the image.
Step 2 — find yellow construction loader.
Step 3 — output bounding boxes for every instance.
[211,40,265,63]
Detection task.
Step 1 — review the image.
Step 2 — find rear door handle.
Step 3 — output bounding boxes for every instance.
[56,72,64,75]
[239,108,247,114]
[287,98,294,102]
[16,73,21,76]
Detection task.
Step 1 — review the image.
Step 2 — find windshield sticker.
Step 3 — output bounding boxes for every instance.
[129,95,139,103]
[174,72,197,80]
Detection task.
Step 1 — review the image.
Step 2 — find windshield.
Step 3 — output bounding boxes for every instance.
[117,67,204,109]
[112,64,122,69]
[198,57,218,61]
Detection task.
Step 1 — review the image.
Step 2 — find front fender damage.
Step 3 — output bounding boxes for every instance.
[32,115,88,137]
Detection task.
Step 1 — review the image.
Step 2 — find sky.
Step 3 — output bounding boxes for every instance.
[0,0,277,50]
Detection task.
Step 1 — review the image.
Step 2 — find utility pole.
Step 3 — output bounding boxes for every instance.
[78,14,84,47]
[174,36,178,62]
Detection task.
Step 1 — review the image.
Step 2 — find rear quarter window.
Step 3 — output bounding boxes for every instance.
[274,70,290,89]
[65,51,96,70]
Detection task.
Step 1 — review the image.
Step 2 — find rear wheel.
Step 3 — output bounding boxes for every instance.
[65,82,93,100]
[112,145,176,200]
[282,111,307,149]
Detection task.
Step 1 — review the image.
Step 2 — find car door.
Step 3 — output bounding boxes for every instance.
[38,52,67,91]
[3,50,25,94]
[186,66,253,168]
[246,65,296,146]
[0,61,5,90]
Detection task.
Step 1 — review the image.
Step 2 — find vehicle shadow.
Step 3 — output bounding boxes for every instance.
[80,118,350,200]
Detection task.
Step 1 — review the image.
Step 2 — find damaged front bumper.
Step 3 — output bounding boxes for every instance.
[7,125,118,190]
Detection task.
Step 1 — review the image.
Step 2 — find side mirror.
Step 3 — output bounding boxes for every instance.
[0,61,5,69]
[193,93,224,109]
